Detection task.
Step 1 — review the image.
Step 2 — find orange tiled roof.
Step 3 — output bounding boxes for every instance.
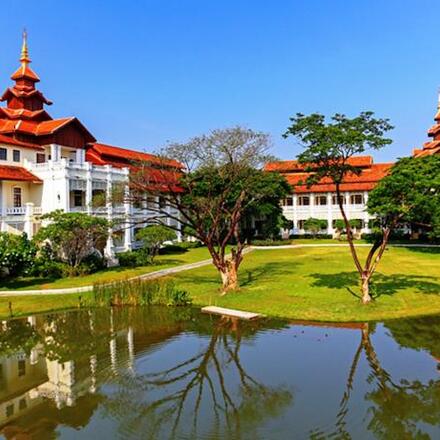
[0,133,43,150]
[0,117,95,143]
[264,155,373,173]
[266,155,391,193]
[0,165,42,183]
[0,107,50,121]
[87,143,183,169]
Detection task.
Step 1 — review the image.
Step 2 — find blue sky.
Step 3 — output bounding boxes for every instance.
[1,0,440,162]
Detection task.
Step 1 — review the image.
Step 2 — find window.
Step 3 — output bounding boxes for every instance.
[298,196,310,206]
[147,196,156,209]
[73,190,83,207]
[297,220,306,229]
[315,195,327,205]
[0,148,6,161]
[19,399,27,410]
[6,404,14,418]
[159,197,166,209]
[18,359,26,377]
[13,187,22,208]
[350,194,364,205]
[284,197,293,206]
[332,195,345,205]
[36,153,46,163]
[13,150,20,162]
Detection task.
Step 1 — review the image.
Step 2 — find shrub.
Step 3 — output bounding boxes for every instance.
[117,251,138,267]
[251,239,290,246]
[0,232,36,278]
[30,259,66,279]
[289,234,333,240]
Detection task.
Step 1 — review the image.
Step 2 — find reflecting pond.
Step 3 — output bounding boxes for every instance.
[0,307,439,439]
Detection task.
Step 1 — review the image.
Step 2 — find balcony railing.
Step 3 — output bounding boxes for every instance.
[0,206,43,216]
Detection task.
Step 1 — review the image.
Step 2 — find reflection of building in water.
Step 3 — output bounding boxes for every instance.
[0,314,136,427]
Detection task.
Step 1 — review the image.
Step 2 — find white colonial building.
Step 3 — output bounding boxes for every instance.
[265,156,392,237]
[0,34,180,261]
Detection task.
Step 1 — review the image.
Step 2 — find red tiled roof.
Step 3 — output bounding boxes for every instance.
[0,107,50,121]
[0,165,42,183]
[88,143,182,169]
[265,154,391,194]
[0,117,95,143]
[264,155,373,172]
[0,133,43,150]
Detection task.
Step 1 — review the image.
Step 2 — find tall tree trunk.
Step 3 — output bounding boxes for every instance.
[220,260,239,293]
[361,271,372,304]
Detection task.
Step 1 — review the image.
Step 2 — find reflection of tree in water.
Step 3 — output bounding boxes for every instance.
[324,322,440,440]
[103,317,293,440]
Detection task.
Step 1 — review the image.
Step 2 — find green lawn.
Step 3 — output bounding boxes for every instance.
[171,246,440,322]
[0,246,213,291]
[0,245,439,322]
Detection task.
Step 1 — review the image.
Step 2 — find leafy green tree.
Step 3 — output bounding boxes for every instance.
[136,225,177,263]
[369,155,440,240]
[303,217,327,237]
[35,210,108,268]
[284,112,393,303]
[0,232,36,278]
[130,127,289,292]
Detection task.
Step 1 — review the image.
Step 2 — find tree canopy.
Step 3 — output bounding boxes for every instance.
[368,155,440,239]
[35,211,109,268]
[284,112,394,303]
[136,225,177,262]
[130,126,289,292]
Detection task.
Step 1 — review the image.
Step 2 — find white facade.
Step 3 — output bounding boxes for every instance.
[0,142,180,260]
[280,191,372,237]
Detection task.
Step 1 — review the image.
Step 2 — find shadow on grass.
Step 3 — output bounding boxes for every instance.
[308,271,440,298]
[174,261,302,291]
[401,246,440,255]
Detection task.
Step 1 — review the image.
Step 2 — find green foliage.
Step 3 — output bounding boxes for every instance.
[117,251,139,267]
[0,320,42,357]
[136,225,177,263]
[368,155,440,239]
[92,278,192,307]
[251,239,291,246]
[0,232,36,278]
[284,112,393,187]
[334,219,346,231]
[349,219,362,229]
[303,218,328,237]
[35,210,108,268]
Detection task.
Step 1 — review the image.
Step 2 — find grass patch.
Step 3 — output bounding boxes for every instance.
[0,247,214,291]
[0,246,439,322]
[170,246,440,322]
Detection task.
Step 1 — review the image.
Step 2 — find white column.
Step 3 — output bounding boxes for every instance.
[61,159,70,212]
[309,193,315,217]
[50,144,61,162]
[104,166,118,266]
[75,148,85,164]
[344,192,350,220]
[327,192,334,235]
[292,194,298,231]
[85,163,93,214]
[0,181,7,232]
[123,168,132,251]
[363,191,370,232]
[24,202,34,238]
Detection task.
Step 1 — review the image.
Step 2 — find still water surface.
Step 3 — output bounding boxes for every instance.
[0,307,439,439]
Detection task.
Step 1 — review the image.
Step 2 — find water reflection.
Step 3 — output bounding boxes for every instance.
[0,308,438,439]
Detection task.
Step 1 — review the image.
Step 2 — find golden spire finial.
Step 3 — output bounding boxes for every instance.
[20,28,31,65]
